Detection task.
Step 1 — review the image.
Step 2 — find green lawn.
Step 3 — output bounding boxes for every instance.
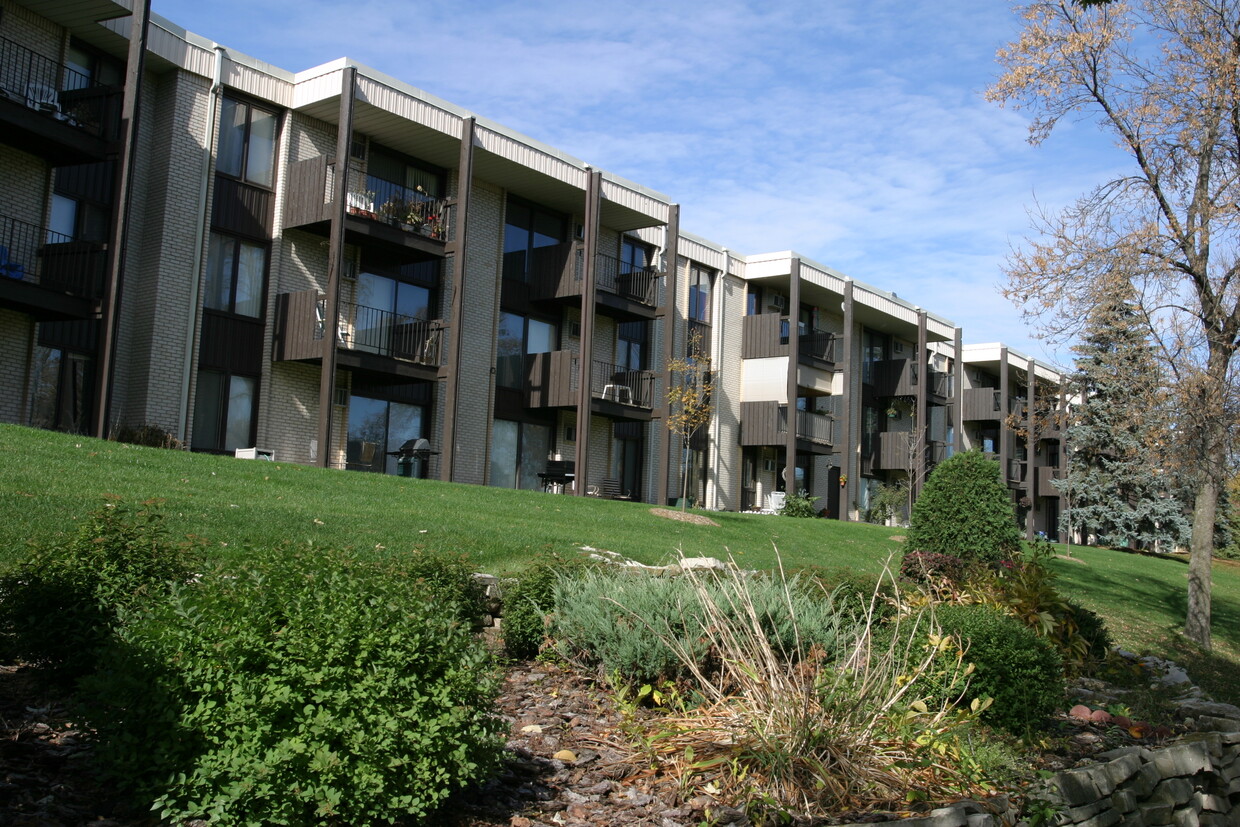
[2,423,1236,703]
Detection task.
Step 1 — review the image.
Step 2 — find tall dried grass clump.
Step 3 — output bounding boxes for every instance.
[558,555,996,820]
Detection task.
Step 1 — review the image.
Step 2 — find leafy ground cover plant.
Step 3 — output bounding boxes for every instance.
[501,553,596,660]
[83,544,504,826]
[778,488,820,518]
[0,497,198,678]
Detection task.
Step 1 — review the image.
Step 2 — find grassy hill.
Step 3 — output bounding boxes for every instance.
[2,423,1236,702]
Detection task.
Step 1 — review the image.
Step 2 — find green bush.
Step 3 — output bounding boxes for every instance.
[928,604,1064,734]
[83,545,503,826]
[502,554,595,660]
[552,566,849,685]
[906,451,1023,565]
[779,489,820,518]
[0,498,197,676]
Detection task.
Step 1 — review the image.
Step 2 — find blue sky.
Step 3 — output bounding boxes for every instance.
[150,0,1125,365]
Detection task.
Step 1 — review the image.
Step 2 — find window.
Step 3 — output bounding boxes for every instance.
[193,370,256,453]
[63,39,122,91]
[746,286,763,316]
[496,312,556,389]
[688,263,713,323]
[862,329,888,385]
[352,271,434,357]
[611,425,643,500]
[345,396,426,475]
[204,233,266,317]
[616,321,646,372]
[367,144,444,199]
[490,419,552,490]
[620,237,651,274]
[217,97,277,188]
[503,199,567,283]
[47,193,108,244]
[28,346,92,433]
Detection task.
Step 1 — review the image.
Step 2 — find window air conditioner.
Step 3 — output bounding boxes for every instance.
[770,294,788,312]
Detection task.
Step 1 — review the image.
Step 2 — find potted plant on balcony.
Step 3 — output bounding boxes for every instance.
[403,200,425,233]
[379,194,406,227]
[347,189,376,219]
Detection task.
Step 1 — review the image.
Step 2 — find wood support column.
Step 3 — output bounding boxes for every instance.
[784,258,801,495]
[94,0,150,439]
[914,310,928,500]
[314,67,356,467]
[998,347,1010,480]
[839,280,855,520]
[654,204,680,507]
[952,327,963,455]
[439,116,475,482]
[1026,356,1038,540]
[573,170,602,494]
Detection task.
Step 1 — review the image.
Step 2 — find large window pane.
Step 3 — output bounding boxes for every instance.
[224,375,255,451]
[527,318,556,355]
[496,312,524,389]
[48,195,76,241]
[192,370,224,449]
[519,423,551,491]
[204,234,233,312]
[234,241,265,317]
[347,395,388,472]
[490,419,518,489]
[217,98,246,179]
[246,109,276,187]
[386,402,424,475]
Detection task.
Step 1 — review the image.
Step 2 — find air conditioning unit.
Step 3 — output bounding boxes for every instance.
[569,321,581,338]
[762,458,777,472]
[769,294,788,312]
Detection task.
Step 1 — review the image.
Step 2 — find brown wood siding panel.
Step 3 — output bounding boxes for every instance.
[525,350,576,408]
[200,312,265,375]
[963,388,1001,420]
[272,290,323,362]
[740,400,783,446]
[283,155,332,229]
[211,177,274,239]
[1036,466,1064,498]
[878,431,912,470]
[54,161,114,203]
[741,313,787,359]
[38,319,98,352]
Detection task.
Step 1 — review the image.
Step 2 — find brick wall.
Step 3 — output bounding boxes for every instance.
[0,308,33,424]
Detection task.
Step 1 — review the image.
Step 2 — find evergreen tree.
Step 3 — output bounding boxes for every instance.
[1055,282,1190,550]
[906,451,1023,565]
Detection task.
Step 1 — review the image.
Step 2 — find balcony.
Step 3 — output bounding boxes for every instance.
[1007,457,1029,489]
[1035,465,1065,498]
[871,358,953,400]
[523,351,655,416]
[0,214,105,320]
[963,388,1001,420]
[875,431,948,472]
[740,401,834,454]
[0,36,120,164]
[273,289,445,379]
[741,314,839,368]
[282,156,451,256]
[502,246,661,317]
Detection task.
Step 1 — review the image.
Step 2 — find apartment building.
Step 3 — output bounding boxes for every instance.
[0,1,1067,537]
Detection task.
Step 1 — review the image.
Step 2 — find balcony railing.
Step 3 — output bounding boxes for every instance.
[590,359,655,408]
[0,35,118,139]
[347,174,449,240]
[740,401,834,450]
[792,408,834,446]
[0,214,106,299]
[315,299,444,366]
[742,314,839,365]
[592,251,661,307]
[502,241,580,301]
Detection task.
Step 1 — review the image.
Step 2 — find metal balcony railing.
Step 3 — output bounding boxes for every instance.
[590,359,655,408]
[0,213,105,298]
[592,251,661,307]
[346,173,450,240]
[0,35,115,138]
[315,298,444,366]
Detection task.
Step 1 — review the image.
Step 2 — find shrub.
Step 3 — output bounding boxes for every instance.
[83,544,504,826]
[906,451,1022,565]
[899,551,970,586]
[927,604,1064,734]
[778,489,820,518]
[552,565,848,685]
[0,498,197,676]
[110,422,185,450]
[502,553,595,660]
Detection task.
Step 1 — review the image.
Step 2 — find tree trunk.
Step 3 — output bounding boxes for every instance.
[1185,476,1216,649]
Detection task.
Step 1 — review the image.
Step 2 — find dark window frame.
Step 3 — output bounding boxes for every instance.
[216,95,280,190]
[203,231,270,319]
[192,368,259,454]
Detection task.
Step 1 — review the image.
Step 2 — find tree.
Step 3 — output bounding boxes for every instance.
[666,332,714,511]
[988,0,1240,648]
[906,451,1024,565]
[1056,279,1191,549]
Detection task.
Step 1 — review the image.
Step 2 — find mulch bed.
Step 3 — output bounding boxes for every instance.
[0,659,1178,827]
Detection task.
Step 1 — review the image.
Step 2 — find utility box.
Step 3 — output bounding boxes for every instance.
[235,447,275,461]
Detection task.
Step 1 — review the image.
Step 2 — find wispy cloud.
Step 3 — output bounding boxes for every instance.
[152,0,1127,358]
